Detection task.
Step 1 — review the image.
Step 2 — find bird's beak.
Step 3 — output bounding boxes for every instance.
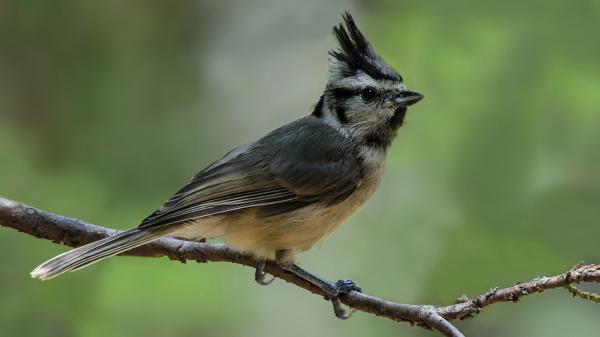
[394,90,424,107]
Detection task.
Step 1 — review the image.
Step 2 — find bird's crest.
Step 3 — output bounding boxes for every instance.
[329,12,401,82]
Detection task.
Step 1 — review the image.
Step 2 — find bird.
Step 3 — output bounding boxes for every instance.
[30,11,423,319]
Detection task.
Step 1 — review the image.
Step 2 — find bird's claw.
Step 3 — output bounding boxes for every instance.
[254,262,275,286]
[327,279,362,320]
[331,298,357,319]
[255,272,275,285]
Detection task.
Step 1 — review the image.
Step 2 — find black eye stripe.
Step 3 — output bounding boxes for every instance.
[329,86,402,103]
[329,87,361,99]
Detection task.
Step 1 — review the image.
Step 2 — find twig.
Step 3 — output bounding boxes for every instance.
[1,196,599,337]
[565,284,600,303]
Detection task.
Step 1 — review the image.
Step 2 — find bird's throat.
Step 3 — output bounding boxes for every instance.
[388,107,407,130]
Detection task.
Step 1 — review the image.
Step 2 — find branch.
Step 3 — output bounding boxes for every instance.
[1,196,599,336]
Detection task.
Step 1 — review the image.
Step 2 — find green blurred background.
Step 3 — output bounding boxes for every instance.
[1,1,599,336]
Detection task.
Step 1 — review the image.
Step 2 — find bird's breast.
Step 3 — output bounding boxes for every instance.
[222,157,385,260]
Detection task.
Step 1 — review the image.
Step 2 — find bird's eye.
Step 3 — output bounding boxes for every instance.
[360,87,378,102]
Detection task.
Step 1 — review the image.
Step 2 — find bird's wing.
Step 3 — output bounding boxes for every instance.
[139,118,363,228]
[264,119,362,204]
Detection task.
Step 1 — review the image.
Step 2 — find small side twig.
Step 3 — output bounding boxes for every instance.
[565,285,600,303]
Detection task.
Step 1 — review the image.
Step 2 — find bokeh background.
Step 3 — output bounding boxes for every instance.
[1,1,599,336]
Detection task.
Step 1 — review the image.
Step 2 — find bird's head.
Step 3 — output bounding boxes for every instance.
[314,12,423,148]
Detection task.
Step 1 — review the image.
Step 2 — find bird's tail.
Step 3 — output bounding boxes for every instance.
[30,227,171,281]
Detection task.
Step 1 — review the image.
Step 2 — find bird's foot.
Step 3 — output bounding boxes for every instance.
[325,279,362,319]
[278,263,363,320]
[335,279,362,294]
[254,261,275,286]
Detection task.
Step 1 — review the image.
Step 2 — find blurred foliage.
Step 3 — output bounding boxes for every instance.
[1,1,599,336]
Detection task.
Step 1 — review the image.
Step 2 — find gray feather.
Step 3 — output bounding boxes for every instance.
[263,117,362,204]
[30,227,170,281]
[140,116,363,229]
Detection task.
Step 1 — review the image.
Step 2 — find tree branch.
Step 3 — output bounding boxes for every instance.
[1,196,599,336]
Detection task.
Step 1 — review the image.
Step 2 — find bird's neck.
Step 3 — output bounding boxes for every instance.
[311,95,351,138]
[311,95,397,150]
